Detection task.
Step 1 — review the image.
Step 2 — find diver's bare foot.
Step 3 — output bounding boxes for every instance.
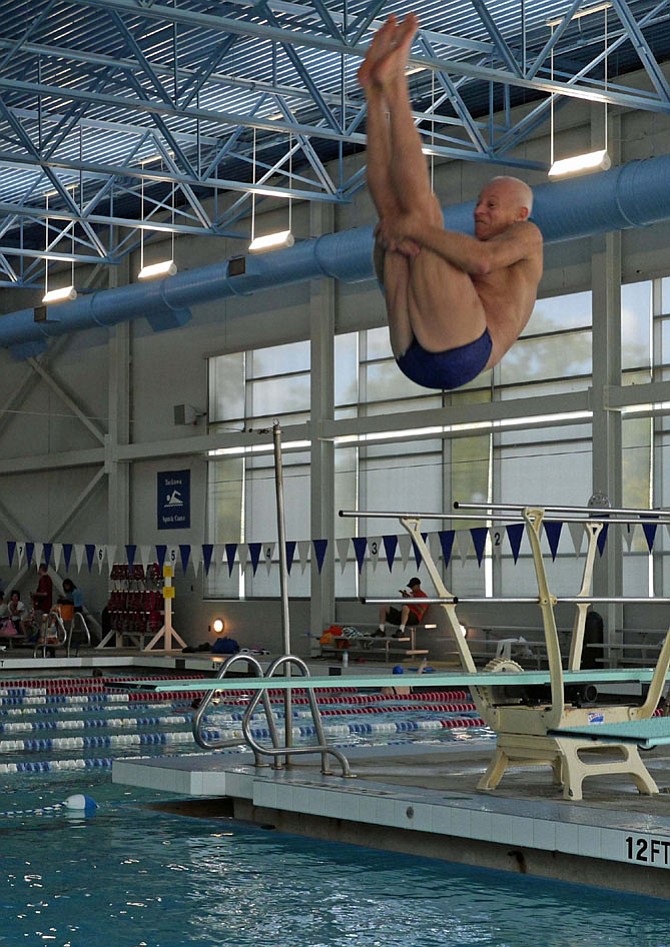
[372,13,420,88]
[358,15,397,89]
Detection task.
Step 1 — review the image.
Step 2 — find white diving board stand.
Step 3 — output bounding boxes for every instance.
[341,503,670,800]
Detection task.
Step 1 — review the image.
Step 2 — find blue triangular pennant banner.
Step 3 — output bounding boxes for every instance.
[179,544,191,573]
[506,523,524,563]
[597,524,609,555]
[225,543,237,576]
[411,533,429,568]
[544,521,563,561]
[286,540,296,574]
[470,527,488,566]
[25,542,34,568]
[352,537,367,574]
[62,543,73,571]
[641,520,658,553]
[202,544,214,575]
[156,544,167,570]
[382,535,398,571]
[248,543,262,575]
[85,544,96,571]
[42,543,53,567]
[125,544,137,569]
[438,530,455,567]
[313,539,328,574]
[7,541,15,567]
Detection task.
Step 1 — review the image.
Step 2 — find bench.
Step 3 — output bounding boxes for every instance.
[320,625,429,664]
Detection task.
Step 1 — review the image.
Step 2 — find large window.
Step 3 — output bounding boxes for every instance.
[206,276,670,604]
[207,342,312,597]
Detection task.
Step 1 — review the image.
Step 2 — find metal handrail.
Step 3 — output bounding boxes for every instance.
[192,654,352,777]
[66,612,92,656]
[33,609,67,658]
[192,654,279,767]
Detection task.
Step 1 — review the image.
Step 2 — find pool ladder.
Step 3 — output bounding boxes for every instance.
[192,654,352,777]
[34,610,93,658]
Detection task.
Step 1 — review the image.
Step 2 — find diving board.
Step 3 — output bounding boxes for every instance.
[109,667,667,694]
[550,716,670,750]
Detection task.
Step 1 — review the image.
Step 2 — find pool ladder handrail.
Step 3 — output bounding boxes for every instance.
[33,610,92,658]
[192,654,352,777]
[32,609,67,657]
[65,612,92,657]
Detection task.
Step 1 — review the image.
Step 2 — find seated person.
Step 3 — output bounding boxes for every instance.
[0,592,15,638]
[8,589,34,641]
[376,576,429,638]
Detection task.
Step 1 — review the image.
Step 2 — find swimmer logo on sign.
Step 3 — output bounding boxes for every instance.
[157,470,190,530]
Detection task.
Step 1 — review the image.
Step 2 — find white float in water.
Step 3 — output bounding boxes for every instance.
[64,793,98,812]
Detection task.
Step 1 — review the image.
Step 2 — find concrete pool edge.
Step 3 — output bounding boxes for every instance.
[112,742,670,899]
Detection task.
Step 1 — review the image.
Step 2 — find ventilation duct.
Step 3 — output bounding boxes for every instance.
[3,153,670,358]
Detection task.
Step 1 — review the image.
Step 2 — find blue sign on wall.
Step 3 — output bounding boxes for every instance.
[157,470,191,530]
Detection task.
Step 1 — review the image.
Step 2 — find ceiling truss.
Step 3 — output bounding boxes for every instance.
[0,0,666,289]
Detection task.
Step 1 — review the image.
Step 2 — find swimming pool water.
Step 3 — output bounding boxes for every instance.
[1,676,668,945]
[0,770,669,947]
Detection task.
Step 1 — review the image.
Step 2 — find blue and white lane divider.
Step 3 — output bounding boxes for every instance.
[0,715,476,756]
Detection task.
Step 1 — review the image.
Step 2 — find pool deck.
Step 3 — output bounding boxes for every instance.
[113,740,670,898]
[106,661,670,900]
[3,649,670,897]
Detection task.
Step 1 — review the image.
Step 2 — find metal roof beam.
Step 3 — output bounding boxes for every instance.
[610,0,670,102]
[418,36,488,154]
[348,0,388,47]
[0,36,362,121]
[0,0,57,73]
[176,33,239,109]
[0,146,341,201]
[108,7,175,105]
[470,0,523,78]
[256,1,342,133]
[307,0,345,43]
[68,0,670,111]
[0,94,108,257]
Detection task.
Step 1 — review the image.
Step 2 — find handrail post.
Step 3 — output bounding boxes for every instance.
[272,421,293,758]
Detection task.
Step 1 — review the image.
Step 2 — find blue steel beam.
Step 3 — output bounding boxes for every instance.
[108,8,175,106]
[611,0,670,101]
[69,0,670,112]
[418,36,489,154]
[470,0,524,78]
[256,1,342,133]
[176,33,239,109]
[0,96,108,259]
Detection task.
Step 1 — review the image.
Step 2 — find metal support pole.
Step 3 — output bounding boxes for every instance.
[272,420,292,755]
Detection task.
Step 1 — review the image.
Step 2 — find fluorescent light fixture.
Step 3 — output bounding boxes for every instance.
[548,149,611,178]
[208,438,310,457]
[248,230,294,253]
[42,285,77,304]
[137,259,178,280]
[253,187,294,198]
[547,2,611,26]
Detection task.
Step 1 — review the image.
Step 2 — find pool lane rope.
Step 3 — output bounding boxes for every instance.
[0,792,98,816]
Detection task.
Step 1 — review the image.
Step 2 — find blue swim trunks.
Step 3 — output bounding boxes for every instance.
[396,329,493,391]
